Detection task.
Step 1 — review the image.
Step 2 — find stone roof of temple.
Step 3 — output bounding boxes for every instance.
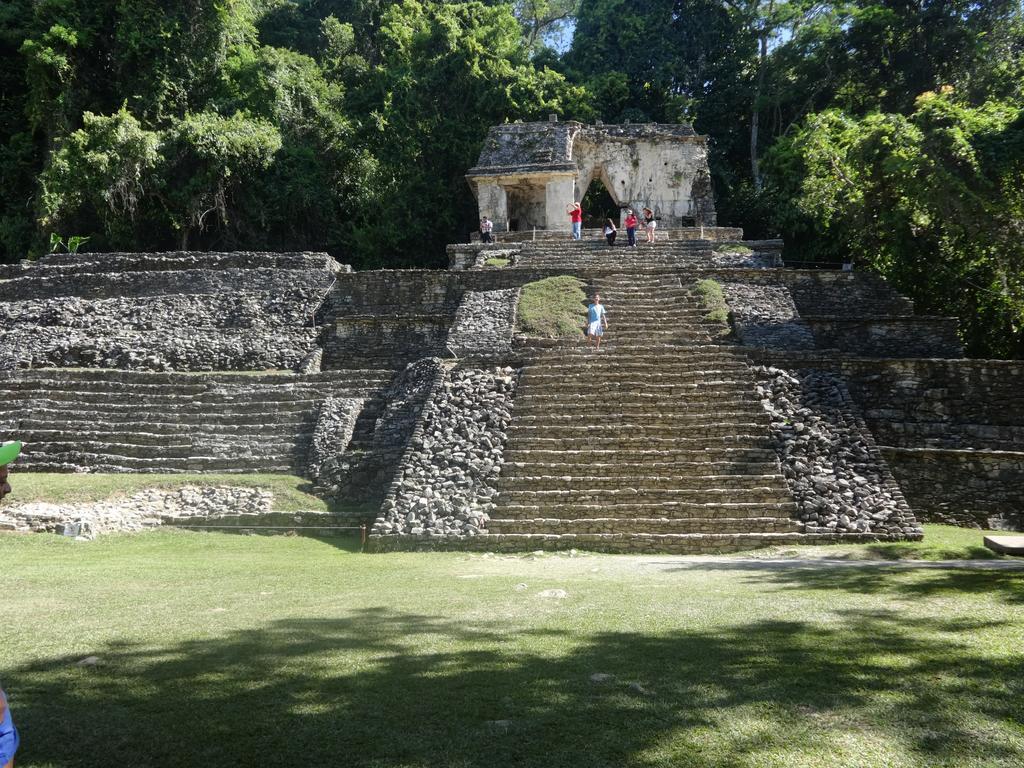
[468,120,702,176]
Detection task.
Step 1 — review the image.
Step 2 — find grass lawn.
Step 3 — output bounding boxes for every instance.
[2,529,1022,767]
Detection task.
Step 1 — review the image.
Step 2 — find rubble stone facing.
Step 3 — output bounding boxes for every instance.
[373,366,518,537]
[2,325,320,372]
[306,397,365,484]
[0,486,273,537]
[882,447,1024,530]
[0,251,337,372]
[321,358,443,501]
[756,366,921,538]
[445,289,520,358]
[723,283,816,349]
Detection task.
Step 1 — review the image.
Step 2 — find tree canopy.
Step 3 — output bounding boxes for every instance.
[1,0,1023,354]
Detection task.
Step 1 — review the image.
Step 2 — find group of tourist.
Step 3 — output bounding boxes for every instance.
[477,204,660,246]
[570,203,658,247]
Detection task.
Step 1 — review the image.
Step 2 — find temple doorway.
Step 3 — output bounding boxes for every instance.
[581,178,619,229]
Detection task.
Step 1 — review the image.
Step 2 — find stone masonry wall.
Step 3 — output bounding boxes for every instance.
[306,397,366,484]
[373,365,518,538]
[445,289,520,358]
[1,252,337,372]
[2,326,320,372]
[882,447,1024,530]
[320,358,444,503]
[835,359,1024,451]
[756,366,921,538]
[723,283,816,349]
[805,317,963,358]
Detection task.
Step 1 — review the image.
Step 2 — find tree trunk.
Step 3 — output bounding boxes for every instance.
[751,28,768,191]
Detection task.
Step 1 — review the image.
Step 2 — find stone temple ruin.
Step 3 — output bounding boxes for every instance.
[467,118,717,232]
[1,119,1022,548]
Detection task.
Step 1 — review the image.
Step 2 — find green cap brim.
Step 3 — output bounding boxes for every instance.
[0,441,23,466]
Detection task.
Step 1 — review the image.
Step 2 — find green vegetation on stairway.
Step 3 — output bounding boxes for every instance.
[695,278,730,326]
[484,257,510,267]
[2,529,1022,767]
[516,276,587,338]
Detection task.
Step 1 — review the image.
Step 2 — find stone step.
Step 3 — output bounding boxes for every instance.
[499,487,792,506]
[501,461,782,477]
[504,435,772,451]
[518,372,752,386]
[369,531,872,554]
[21,440,193,459]
[14,413,317,431]
[16,453,297,473]
[505,423,767,439]
[508,409,765,425]
[520,364,750,378]
[495,500,799,520]
[487,517,803,535]
[512,392,761,408]
[497,473,786,490]
[502,447,778,463]
[20,437,306,459]
[2,398,324,417]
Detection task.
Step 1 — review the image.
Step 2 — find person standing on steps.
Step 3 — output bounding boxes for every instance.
[643,207,657,243]
[567,202,583,240]
[603,218,617,246]
[586,293,609,349]
[624,209,639,248]
[480,216,493,243]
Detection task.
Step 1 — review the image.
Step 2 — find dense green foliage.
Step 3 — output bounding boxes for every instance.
[1,0,1023,353]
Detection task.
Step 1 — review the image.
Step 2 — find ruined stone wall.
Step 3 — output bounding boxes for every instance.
[756,367,921,539]
[1,252,338,372]
[319,358,444,504]
[723,283,816,350]
[836,359,1024,451]
[805,317,963,358]
[445,289,520,358]
[373,365,518,538]
[882,447,1024,530]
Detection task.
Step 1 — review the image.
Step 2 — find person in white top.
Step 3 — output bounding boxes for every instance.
[586,294,609,349]
[480,216,493,243]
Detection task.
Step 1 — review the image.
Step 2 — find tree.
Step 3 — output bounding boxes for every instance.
[772,90,1024,357]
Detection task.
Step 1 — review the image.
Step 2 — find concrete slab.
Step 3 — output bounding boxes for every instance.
[984,536,1024,556]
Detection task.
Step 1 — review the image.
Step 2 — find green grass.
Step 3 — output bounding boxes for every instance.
[695,277,731,327]
[10,473,331,512]
[2,531,1022,767]
[484,257,510,267]
[753,524,1006,561]
[714,243,754,255]
[517,276,588,338]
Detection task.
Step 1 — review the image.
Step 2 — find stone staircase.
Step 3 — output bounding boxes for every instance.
[0,369,393,473]
[483,273,820,553]
[516,240,714,269]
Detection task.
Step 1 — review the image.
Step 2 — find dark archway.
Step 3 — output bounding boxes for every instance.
[581,178,619,229]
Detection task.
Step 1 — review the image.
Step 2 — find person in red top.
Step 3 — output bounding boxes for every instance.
[624,209,639,248]
[566,202,583,240]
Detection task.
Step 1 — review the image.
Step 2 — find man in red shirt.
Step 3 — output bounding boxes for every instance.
[567,202,583,240]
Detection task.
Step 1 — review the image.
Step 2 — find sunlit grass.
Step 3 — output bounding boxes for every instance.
[2,530,1022,767]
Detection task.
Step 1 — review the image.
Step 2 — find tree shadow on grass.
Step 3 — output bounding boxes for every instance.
[659,560,1024,605]
[6,607,1024,767]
